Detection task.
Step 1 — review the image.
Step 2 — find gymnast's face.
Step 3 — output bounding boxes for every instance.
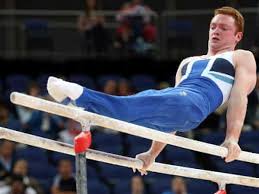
[208,14,242,51]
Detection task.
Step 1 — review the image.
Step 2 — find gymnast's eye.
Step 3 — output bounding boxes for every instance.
[210,24,216,30]
[221,25,228,31]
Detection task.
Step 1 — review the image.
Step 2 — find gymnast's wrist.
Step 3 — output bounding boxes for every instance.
[224,136,239,143]
[147,149,159,158]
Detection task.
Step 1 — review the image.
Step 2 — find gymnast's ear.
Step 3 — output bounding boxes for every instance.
[235,31,243,43]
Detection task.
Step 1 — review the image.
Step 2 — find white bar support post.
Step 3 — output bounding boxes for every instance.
[74,121,91,194]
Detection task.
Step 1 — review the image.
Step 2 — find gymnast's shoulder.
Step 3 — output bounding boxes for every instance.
[233,49,255,59]
[233,49,256,68]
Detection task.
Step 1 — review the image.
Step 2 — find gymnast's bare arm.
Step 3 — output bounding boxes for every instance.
[134,58,187,175]
[222,49,256,163]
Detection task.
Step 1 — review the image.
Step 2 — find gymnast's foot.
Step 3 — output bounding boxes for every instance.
[47,76,83,102]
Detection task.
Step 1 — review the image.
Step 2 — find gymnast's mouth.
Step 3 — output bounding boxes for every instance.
[212,37,220,41]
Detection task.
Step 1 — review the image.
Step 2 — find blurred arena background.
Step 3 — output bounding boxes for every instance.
[0,1,259,194]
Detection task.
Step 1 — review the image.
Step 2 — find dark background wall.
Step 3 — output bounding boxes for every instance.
[0,58,179,84]
[14,0,259,11]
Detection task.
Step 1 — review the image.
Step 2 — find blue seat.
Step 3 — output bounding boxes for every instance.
[229,185,259,194]
[30,128,51,139]
[28,162,57,179]
[145,172,171,183]
[50,152,98,177]
[50,152,74,165]
[114,179,131,194]
[199,131,225,145]
[15,147,48,163]
[187,179,217,194]
[128,145,149,157]
[256,165,259,177]
[239,131,259,148]
[99,163,132,181]
[38,178,53,193]
[131,74,157,91]
[126,135,151,148]
[88,180,110,194]
[215,160,255,176]
[93,132,123,155]
[243,143,259,155]
[87,165,99,178]
[69,74,96,89]
[172,161,201,169]
[93,132,122,146]
[149,177,171,194]
[37,74,51,95]
[6,74,30,93]
[165,146,197,163]
[96,144,123,155]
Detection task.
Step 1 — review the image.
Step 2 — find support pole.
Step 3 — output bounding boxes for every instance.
[74,121,92,194]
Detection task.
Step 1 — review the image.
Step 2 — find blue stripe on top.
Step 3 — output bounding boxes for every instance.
[189,59,210,76]
[208,72,234,84]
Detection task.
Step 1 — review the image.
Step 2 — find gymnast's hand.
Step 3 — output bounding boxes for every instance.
[133,151,156,176]
[221,139,241,163]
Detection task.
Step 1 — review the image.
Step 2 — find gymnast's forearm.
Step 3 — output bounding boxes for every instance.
[148,141,167,158]
[148,132,176,157]
[226,91,247,142]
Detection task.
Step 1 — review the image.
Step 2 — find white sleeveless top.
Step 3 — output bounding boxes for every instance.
[179,51,235,105]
